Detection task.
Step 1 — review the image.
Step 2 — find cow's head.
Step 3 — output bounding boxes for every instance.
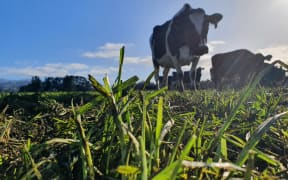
[255,53,273,61]
[200,13,223,45]
[169,4,223,56]
[186,5,223,55]
[264,54,272,61]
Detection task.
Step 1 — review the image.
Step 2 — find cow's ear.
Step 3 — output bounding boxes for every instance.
[265,55,273,61]
[183,3,191,9]
[207,13,223,28]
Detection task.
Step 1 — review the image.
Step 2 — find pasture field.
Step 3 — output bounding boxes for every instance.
[0,48,288,179]
[0,87,288,179]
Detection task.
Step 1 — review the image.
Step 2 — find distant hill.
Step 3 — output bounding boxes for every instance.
[0,79,30,92]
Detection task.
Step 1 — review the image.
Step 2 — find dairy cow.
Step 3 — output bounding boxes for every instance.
[210,49,272,88]
[150,4,222,91]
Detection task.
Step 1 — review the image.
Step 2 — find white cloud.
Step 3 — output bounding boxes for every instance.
[257,45,288,62]
[99,42,126,50]
[0,63,118,79]
[82,42,152,65]
[209,40,226,45]
[125,56,152,65]
[207,40,226,53]
[82,50,119,59]
[82,42,127,59]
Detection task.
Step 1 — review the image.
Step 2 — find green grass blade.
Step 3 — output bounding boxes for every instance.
[116,165,140,176]
[182,160,246,172]
[103,75,112,94]
[236,111,288,166]
[114,75,139,91]
[155,96,163,168]
[146,86,167,101]
[155,96,163,145]
[154,134,197,180]
[75,114,95,179]
[139,136,148,180]
[225,134,281,166]
[168,120,188,165]
[216,137,227,160]
[22,144,42,180]
[118,96,137,116]
[88,74,111,98]
[244,151,255,180]
[143,70,156,90]
[116,46,125,86]
[45,138,78,145]
[78,99,99,115]
[255,150,280,166]
[152,161,179,180]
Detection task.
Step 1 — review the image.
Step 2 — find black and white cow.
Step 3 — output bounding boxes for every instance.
[150,4,222,91]
[210,49,272,89]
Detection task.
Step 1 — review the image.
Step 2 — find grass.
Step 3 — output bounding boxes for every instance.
[0,47,288,179]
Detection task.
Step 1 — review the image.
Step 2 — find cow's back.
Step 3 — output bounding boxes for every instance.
[151,21,170,60]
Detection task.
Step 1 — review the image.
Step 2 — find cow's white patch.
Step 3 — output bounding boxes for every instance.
[179,46,193,65]
[157,54,174,68]
[179,46,190,60]
[189,12,205,36]
[157,46,197,68]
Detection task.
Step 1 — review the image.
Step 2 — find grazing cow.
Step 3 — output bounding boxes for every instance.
[210,49,272,89]
[150,4,223,91]
[260,61,287,86]
[191,67,205,89]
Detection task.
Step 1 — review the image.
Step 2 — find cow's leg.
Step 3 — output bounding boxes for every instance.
[162,67,170,89]
[176,68,185,92]
[189,57,200,90]
[171,57,185,91]
[154,65,160,89]
[217,78,222,90]
[196,80,200,89]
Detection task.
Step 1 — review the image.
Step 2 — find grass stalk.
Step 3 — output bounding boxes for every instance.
[75,114,95,179]
[168,120,187,165]
[244,150,255,180]
[22,143,42,180]
[155,96,163,168]
[140,136,148,180]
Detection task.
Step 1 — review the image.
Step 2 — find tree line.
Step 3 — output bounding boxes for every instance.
[19,75,93,92]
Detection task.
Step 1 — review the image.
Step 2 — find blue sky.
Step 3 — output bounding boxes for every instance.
[1,0,288,81]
